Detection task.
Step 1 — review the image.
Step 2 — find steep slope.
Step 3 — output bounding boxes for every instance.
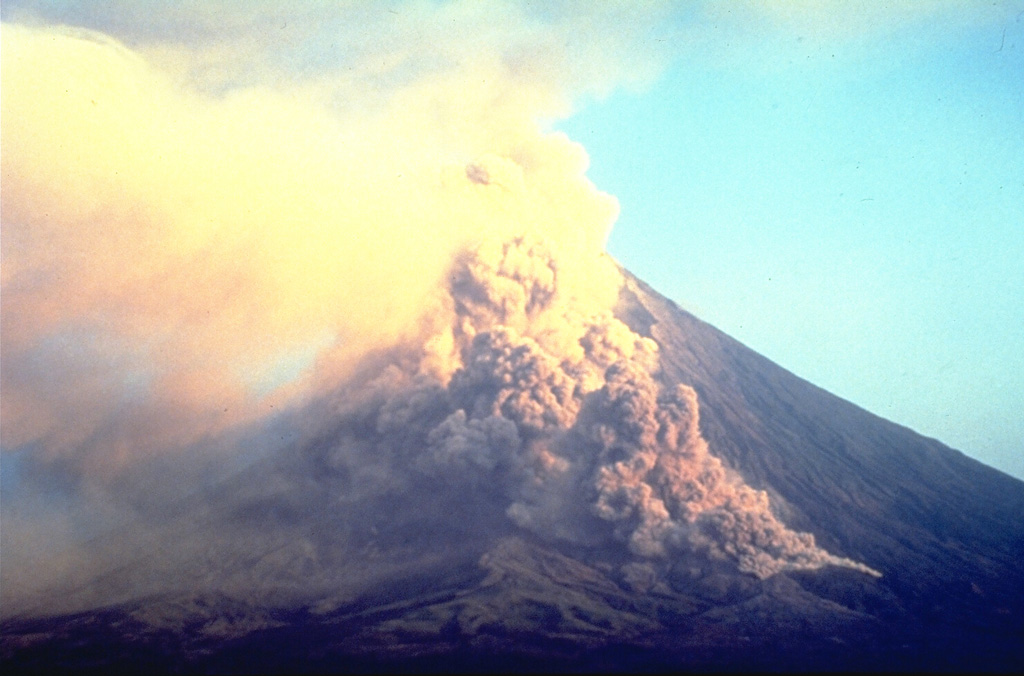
[3,258,1023,673]
[618,271,1024,662]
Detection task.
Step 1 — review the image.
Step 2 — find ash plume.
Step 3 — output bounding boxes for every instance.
[437,239,881,579]
[1,2,878,614]
[293,237,880,586]
[0,11,629,482]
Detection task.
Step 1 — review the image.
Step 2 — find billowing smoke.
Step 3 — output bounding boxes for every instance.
[1,3,877,614]
[285,237,880,588]
[0,10,633,482]
[427,239,879,578]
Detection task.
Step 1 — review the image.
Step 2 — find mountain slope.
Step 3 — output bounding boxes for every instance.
[619,271,1024,614]
[3,261,1023,673]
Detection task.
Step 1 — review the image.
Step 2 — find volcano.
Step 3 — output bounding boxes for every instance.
[2,240,1023,674]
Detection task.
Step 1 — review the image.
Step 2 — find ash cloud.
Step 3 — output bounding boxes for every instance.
[1,3,647,482]
[1,235,880,617]
[1,2,879,614]
[3,235,882,612]
[276,237,881,592]
[417,239,880,579]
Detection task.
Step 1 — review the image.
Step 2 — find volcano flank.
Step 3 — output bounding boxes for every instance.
[3,239,1023,673]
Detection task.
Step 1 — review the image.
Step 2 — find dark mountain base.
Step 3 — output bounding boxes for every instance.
[3,537,1021,674]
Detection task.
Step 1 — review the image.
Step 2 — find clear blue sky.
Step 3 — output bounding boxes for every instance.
[559,2,1024,479]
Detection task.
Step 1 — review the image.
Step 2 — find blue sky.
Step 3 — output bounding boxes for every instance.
[560,2,1024,479]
